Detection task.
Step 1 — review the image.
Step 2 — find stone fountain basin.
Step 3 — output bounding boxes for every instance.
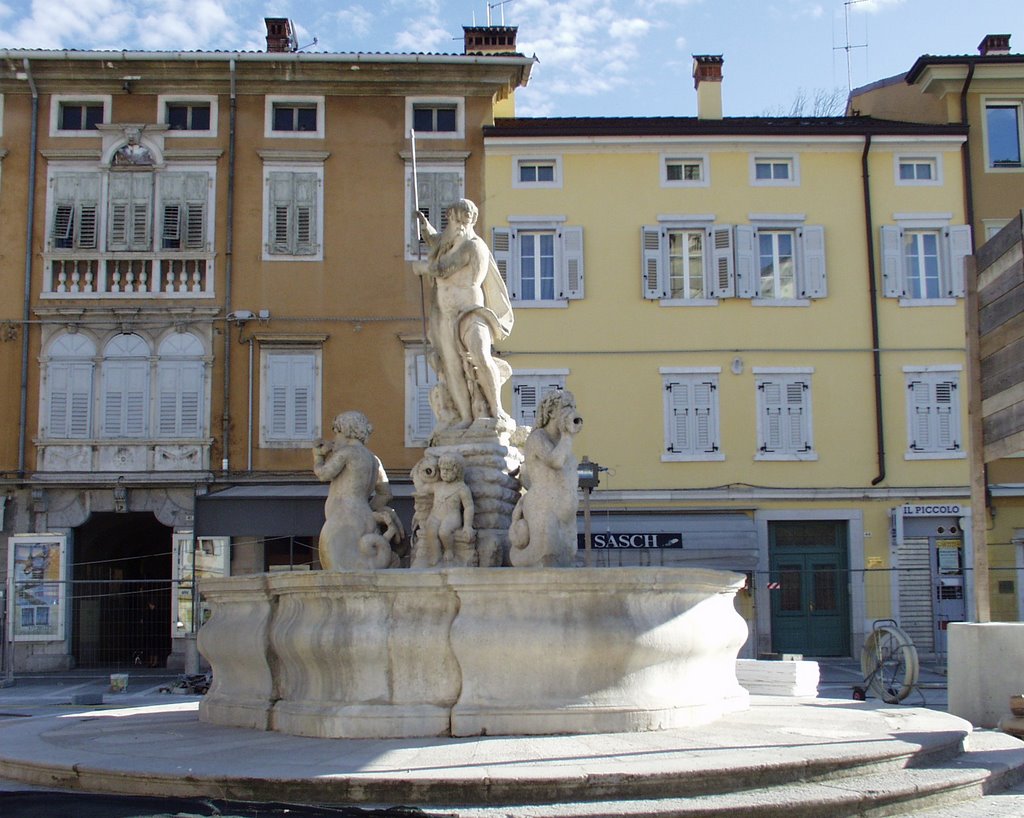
[197,567,750,739]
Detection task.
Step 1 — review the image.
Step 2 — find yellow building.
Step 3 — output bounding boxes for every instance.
[485,55,978,658]
[0,20,532,671]
[851,34,1024,626]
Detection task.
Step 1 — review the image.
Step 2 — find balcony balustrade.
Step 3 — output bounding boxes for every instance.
[43,254,214,298]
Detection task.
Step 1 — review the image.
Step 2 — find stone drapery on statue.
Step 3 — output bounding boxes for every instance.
[413,198,513,433]
[313,411,404,570]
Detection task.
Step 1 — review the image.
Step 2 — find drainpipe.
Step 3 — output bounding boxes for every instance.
[220,57,237,473]
[862,134,886,486]
[959,63,976,233]
[18,59,39,477]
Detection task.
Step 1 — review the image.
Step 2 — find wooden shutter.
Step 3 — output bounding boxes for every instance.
[560,226,584,299]
[157,360,203,437]
[108,173,153,252]
[161,173,209,251]
[266,352,317,440]
[641,226,663,299]
[514,377,564,427]
[785,380,811,452]
[491,227,516,296]
[880,225,905,298]
[667,381,690,453]
[760,380,784,453]
[709,224,735,298]
[945,225,972,297]
[269,172,293,254]
[799,225,827,298]
[934,378,959,451]
[293,172,318,255]
[52,173,99,250]
[48,361,93,439]
[734,225,756,298]
[103,359,149,438]
[909,379,935,452]
[411,170,462,256]
[693,380,718,453]
[409,351,437,444]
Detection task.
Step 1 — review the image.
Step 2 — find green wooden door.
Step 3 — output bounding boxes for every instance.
[769,521,850,656]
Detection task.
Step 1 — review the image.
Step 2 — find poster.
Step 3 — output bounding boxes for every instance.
[8,535,66,641]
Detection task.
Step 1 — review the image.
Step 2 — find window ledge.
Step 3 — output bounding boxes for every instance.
[905,451,967,460]
[659,298,718,307]
[662,453,725,462]
[750,298,811,307]
[512,299,569,309]
[755,452,819,461]
[260,439,319,449]
[897,297,958,307]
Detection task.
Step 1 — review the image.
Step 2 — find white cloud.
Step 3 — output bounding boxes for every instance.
[394,25,452,53]
[327,6,374,40]
[853,0,905,12]
[609,18,650,40]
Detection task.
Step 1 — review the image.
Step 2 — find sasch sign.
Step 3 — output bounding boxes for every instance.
[577,533,683,550]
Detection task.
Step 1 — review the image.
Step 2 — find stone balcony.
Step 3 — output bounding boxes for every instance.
[43,253,215,298]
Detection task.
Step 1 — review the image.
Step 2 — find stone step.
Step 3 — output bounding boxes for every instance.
[444,731,1024,817]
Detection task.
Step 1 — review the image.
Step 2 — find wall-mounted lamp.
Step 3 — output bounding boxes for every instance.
[731,357,744,375]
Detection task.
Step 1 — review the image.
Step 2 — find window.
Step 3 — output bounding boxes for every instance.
[904,368,963,459]
[406,166,464,259]
[160,95,217,136]
[263,167,322,260]
[493,221,584,305]
[51,173,99,250]
[159,173,209,251]
[513,157,561,188]
[661,368,722,461]
[101,334,151,439]
[896,155,940,184]
[156,333,205,438]
[880,222,971,301]
[662,155,708,187]
[107,172,153,252]
[405,347,437,447]
[751,156,797,185]
[512,371,568,428]
[44,333,96,439]
[406,97,464,139]
[264,96,324,139]
[735,222,826,301]
[985,100,1023,170]
[754,369,815,460]
[41,329,209,443]
[642,223,733,302]
[983,219,1011,241]
[261,348,321,446]
[50,95,110,136]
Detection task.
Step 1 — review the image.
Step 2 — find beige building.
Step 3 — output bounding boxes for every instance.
[850,34,1024,624]
[0,20,531,671]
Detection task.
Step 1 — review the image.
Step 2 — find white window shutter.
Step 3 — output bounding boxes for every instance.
[266,352,317,440]
[693,380,718,453]
[48,361,93,439]
[492,227,517,297]
[514,381,539,427]
[157,363,179,436]
[934,379,959,450]
[52,173,99,250]
[269,172,293,254]
[881,225,905,298]
[909,380,933,452]
[293,172,318,255]
[410,353,437,443]
[107,174,131,251]
[709,224,735,299]
[799,225,827,298]
[124,361,149,437]
[668,381,690,453]
[560,226,584,300]
[945,225,972,297]
[641,226,663,299]
[760,380,784,452]
[179,362,202,437]
[786,380,811,452]
[734,225,756,298]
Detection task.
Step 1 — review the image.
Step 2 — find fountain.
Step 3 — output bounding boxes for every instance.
[197,199,750,738]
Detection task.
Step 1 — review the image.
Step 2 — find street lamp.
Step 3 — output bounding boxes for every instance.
[578,456,604,567]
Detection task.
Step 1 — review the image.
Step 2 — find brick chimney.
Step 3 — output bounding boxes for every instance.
[978,34,1011,56]
[463,25,518,54]
[692,55,723,120]
[265,18,297,53]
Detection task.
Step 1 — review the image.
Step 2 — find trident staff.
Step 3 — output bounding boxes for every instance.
[410,129,429,378]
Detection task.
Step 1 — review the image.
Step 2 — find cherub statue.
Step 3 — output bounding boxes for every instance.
[313,411,402,570]
[509,390,583,567]
[419,452,477,567]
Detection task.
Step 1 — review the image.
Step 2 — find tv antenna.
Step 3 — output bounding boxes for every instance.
[834,0,868,92]
[487,0,514,26]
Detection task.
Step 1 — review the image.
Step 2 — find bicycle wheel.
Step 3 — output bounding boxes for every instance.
[860,624,919,703]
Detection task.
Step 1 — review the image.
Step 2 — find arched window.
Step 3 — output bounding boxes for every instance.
[45,333,96,439]
[156,333,205,438]
[101,334,151,438]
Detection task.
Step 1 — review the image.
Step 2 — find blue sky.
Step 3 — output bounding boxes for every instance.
[0,0,1020,117]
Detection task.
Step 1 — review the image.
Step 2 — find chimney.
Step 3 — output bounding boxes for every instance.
[463,25,518,55]
[692,55,723,120]
[978,34,1011,56]
[265,18,297,53]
